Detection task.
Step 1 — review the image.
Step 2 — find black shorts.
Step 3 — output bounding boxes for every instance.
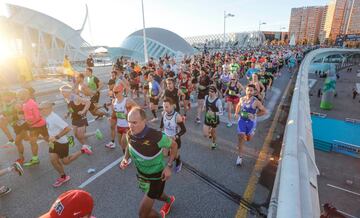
[137,171,165,199]
[72,118,88,127]
[204,116,219,128]
[130,83,139,91]
[198,90,208,100]
[30,125,49,138]
[49,141,69,159]
[149,96,159,105]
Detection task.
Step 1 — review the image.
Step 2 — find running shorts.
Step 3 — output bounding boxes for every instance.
[72,118,88,127]
[49,141,69,159]
[136,171,165,199]
[237,118,256,136]
[117,126,129,134]
[29,125,49,139]
[226,96,240,105]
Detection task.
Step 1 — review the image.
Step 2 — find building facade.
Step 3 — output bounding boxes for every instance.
[289,6,326,44]
[291,0,360,44]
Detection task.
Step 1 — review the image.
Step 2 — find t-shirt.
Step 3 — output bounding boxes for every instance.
[23,99,46,128]
[149,80,160,97]
[45,112,69,144]
[127,126,172,176]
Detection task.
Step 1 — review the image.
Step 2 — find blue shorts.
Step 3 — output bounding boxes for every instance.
[237,118,256,136]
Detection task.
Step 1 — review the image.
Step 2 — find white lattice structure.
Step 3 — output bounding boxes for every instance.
[0,4,90,67]
[184,31,266,48]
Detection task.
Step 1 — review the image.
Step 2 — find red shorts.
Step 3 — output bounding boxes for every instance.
[226,96,240,105]
[117,126,129,134]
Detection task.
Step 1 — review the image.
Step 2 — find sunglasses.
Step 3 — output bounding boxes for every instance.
[114,91,120,94]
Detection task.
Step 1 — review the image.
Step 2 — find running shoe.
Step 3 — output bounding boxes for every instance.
[226,122,233,128]
[52,175,71,188]
[15,158,24,165]
[12,162,24,176]
[7,140,15,146]
[81,145,93,155]
[160,196,175,215]
[23,158,40,167]
[236,156,243,166]
[67,136,75,147]
[174,161,182,173]
[195,117,201,124]
[211,143,217,150]
[0,186,11,198]
[105,141,116,149]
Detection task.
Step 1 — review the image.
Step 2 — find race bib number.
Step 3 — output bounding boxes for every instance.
[116,112,127,119]
[240,111,249,119]
[137,176,150,193]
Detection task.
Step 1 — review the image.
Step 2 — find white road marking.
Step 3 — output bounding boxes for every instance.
[336,209,359,218]
[79,155,124,188]
[327,184,360,197]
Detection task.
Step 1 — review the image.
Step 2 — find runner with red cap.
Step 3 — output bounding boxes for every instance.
[40,189,95,218]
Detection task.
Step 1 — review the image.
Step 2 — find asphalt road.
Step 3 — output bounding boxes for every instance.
[0,66,292,218]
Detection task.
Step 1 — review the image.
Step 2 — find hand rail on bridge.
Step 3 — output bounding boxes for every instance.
[268,48,360,218]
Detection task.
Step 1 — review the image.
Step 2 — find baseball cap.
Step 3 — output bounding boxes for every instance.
[40,190,94,218]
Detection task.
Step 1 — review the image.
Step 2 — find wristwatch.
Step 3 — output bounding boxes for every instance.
[55,135,60,140]
[167,162,173,168]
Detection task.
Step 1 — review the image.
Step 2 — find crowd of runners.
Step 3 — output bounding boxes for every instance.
[0,45,305,217]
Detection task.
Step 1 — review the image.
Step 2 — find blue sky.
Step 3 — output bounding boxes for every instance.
[1,0,329,46]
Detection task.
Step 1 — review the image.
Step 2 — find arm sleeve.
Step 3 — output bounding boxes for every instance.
[160,116,164,129]
[176,120,186,137]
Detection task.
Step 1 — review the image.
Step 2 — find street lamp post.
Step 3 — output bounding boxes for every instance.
[223,11,235,50]
[141,0,148,63]
[258,21,266,32]
[279,26,286,41]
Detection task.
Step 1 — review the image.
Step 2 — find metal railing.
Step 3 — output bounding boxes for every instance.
[268,48,360,218]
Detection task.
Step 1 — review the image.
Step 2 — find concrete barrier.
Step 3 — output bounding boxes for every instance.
[268,48,360,218]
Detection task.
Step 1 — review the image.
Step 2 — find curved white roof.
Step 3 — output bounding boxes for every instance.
[6,4,89,48]
[125,27,194,54]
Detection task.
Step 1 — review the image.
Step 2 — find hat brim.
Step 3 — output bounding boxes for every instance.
[39,211,52,218]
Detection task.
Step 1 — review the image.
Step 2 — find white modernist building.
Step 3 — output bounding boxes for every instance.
[0,4,91,67]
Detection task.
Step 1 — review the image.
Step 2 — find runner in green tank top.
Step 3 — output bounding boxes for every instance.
[120,107,178,218]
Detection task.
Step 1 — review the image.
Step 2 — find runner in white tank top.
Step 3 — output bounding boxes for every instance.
[160,97,186,173]
[106,85,137,155]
